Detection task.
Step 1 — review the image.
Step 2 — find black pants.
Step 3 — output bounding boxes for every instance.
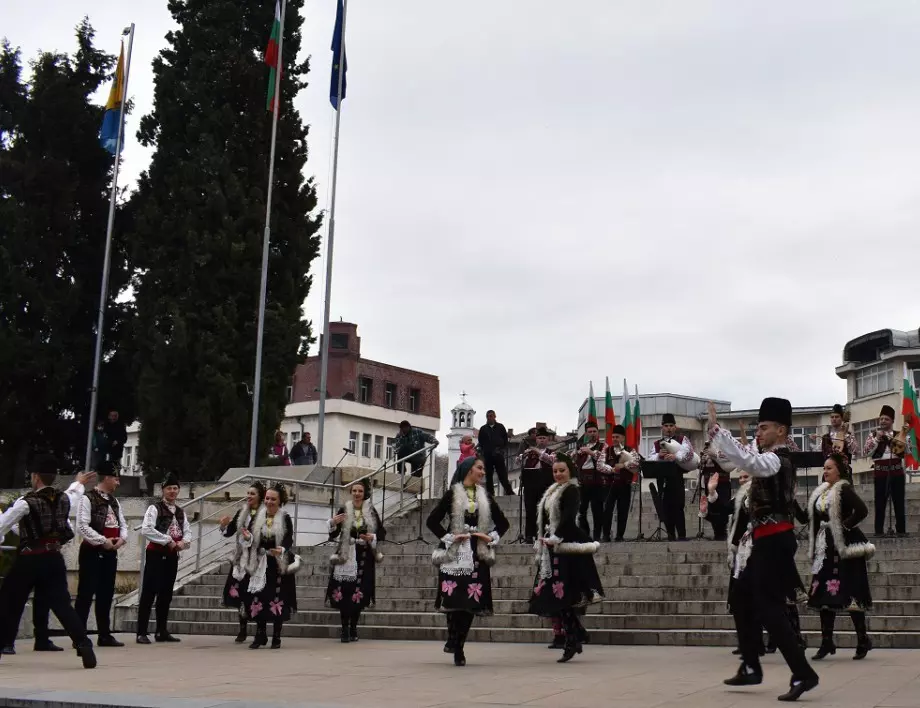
[75,544,118,637]
[523,481,552,541]
[401,453,426,478]
[661,476,686,539]
[0,553,90,650]
[137,550,179,636]
[559,608,585,646]
[484,453,512,496]
[732,532,817,681]
[604,484,631,540]
[446,611,474,653]
[577,484,606,540]
[874,475,906,534]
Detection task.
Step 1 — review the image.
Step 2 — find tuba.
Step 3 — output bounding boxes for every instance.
[890,415,911,456]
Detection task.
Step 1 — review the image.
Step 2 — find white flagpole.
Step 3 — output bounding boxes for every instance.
[84,24,135,472]
[316,0,348,470]
[248,0,287,468]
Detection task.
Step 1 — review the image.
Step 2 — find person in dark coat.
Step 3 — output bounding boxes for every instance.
[219,481,266,643]
[478,410,513,497]
[103,410,127,470]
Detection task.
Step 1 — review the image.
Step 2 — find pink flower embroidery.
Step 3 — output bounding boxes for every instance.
[228,583,239,598]
[471,572,478,579]
[826,579,841,596]
[552,581,565,599]
[467,583,483,602]
[441,580,458,596]
[811,580,819,594]
[269,599,284,616]
[553,570,559,577]
[331,587,343,602]
[249,599,263,618]
[534,579,545,596]
[352,589,364,603]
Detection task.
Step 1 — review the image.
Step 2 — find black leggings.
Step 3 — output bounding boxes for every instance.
[340,608,362,627]
[558,608,584,645]
[256,617,283,638]
[446,611,474,649]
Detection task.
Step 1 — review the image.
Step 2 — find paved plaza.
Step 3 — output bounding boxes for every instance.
[0,637,917,708]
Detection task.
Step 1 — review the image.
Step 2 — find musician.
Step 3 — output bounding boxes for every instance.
[517,427,556,543]
[863,405,910,536]
[646,414,692,541]
[699,442,733,541]
[599,425,639,542]
[575,421,607,541]
[810,404,857,464]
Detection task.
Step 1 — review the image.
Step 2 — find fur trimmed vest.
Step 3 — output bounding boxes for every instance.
[807,480,875,561]
[534,481,600,559]
[727,481,751,554]
[431,483,497,567]
[245,506,302,577]
[229,501,260,581]
[330,501,384,565]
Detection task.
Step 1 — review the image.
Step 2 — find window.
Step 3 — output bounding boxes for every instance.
[409,388,420,413]
[124,448,133,471]
[373,435,383,458]
[853,420,879,458]
[911,367,920,392]
[790,426,817,454]
[361,433,371,457]
[330,333,349,349]
[285,385,293,403]
[856,363,894,398]
[358,377,373,403]
[640,426,660,458]
[348,431,358,453]
[386,437,395,459]
[384,383,397,408]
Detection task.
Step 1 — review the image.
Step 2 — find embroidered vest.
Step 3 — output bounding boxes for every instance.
[576,442,605,486]
[154,500,185,538]
[86,489,120,535]
[748,447,796,523]
[20,487,74,546]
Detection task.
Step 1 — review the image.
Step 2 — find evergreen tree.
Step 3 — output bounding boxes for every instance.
[129,0,321,481]
[0,21,133,485]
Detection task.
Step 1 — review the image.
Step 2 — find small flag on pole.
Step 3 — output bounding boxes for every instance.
[604,377,616,446]
[99,42,126,153]
[633,385,642,451]
[622,379,633,447]
[330,0,348,109]
[586,381,598,437]
[265,1,282,113]
[901,363,919,470]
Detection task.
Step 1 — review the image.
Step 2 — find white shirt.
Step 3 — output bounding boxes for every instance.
[646,435,693,463]
[77,491,129,546]
[0,482,85,540]
[710,427,780,478]
[141,503,192,546]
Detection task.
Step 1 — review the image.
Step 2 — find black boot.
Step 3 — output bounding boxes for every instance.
[787,604,806,650]
[557,636,583,663]
[723,662,763,686]
[349,614,359,642]
[777,677,819,702]
[444,617,457,653]
[249,623,267,650]
[234,617,248,644]
[547,634,565,649]
[813,610,836,660]
[851,611,872,660]
[75,639,97,670]
[340,616,350,644]
[271,621,282,650]
[454,614,470,666]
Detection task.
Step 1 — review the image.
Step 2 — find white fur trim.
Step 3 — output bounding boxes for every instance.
[555,540,600,555]
[807,480,875,562]
[229,502,258,582]
[431,484,496,567]
[330,501,382,566]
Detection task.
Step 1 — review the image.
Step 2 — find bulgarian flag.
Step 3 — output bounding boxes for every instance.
[901,364,920,470]
[265,1,282,113]
[633,385,642,451]
[622,379,633,447]
[604,377,616,445]
[586,381,598,439]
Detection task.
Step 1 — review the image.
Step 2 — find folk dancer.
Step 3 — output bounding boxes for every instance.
[240,484,301,649]
[518,427,556,543]
[427,458,510,667]
[219,481,266,643]
[699,442,734,541]
[0,456,98,669]
[478,410,514,496]
[327,479,386,643]
[2,515,56,653]
[805,453,874,661]
[575,421,607,541]
[137,473,192,644]
[600,424,640,542]
[529,453,605,663]
[74,462,128,647]
[647,413,693,541]
[709,398,819,702]
[810,404,858,465]
[863,405,910,536]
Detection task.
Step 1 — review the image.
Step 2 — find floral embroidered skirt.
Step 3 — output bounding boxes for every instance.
[242,557,297,623]
[529,549,604,617]
[807,528,872,612]
[222,567,247,611]
[326,547,377,613]
[435,560,494,616]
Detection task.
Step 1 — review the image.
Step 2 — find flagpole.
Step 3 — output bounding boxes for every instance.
[316,0,348,470]
[248,0,287,468]
[84,24,135,472]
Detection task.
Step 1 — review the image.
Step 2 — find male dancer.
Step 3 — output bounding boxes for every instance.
[136,472,192,644]
[810,404,857,465]
[0,455,98,668]
[75,462,128,646]
[2,517,58,653]
[647,413,692,541]
[575,421,607,540]
[864,404,909,536]
[599,424,639,542]
[518,427,556,543]
[708,398,818,702]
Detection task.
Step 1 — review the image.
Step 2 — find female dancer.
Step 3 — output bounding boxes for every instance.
[219,481,266,643]
[327,479,385,643]
[805,453,874,660]
[529,453,604,663]
[241,483,300,649]
[427,457,509,667]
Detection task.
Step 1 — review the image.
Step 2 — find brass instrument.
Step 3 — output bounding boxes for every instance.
[832,409,851,454]
[891,415,911,455]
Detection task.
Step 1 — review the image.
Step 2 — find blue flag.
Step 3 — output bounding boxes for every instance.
[330,0,347,109]
[100,43,126,153]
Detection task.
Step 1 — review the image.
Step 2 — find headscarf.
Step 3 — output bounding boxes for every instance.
[450,456,479,487]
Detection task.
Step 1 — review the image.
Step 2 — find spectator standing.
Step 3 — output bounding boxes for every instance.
[393,420,438,477]
[268,431,291,466]
[103,410,127,470]
[478,410,514,497]
[458,435,477,465]
[291,433,318,465]
[91,422,108,470]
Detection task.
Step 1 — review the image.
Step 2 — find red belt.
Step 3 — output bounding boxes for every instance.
[753,521,793,539]
[20,539,62,555]
[146,542,180,553]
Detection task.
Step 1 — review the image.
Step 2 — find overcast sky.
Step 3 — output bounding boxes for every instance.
[6,1,920,438]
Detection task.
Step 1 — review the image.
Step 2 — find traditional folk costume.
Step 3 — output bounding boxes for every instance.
[575,438,607,541]
[326,486,386,642]
[239,486,301,649]
[0,456,97,669]
[700,446,734,541]
[805,472,874,661]
[810,404,858,466]
[529,454,604,663]
[599,426,640,542]
[137,473,192,643]
[427,459,510,666]
[647,414,692,541]
[74,466,128,647]
[712,398,818,701]
[864,405,910,536]
[220,482,265,643]
[518,430,556,542]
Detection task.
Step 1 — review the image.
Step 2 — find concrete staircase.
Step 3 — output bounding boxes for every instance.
[114,483,920,648]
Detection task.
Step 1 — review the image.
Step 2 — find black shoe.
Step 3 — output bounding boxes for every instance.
[724,664,763,686]
[234,630,247,643]
[2,646,15,656]
[270,637,282,649]
[547,635,565,649]
[454,651,466,666]
[614,536,624,542]
[444,638,456,653]
[76,643,97,670]
[765,642,777,655]
[349,631,359,642]
[340,630,350,644]
[777,677,818,702]
[136,635,151,645]
[34,640,63,652]
[812,642,836,660]
[155,633,180,643]
[97,635,124,648]
[731,648,742,655]
[601,535,612,543]
[854,638,872,660]
[249,634,267,650]
[557,643,583,663]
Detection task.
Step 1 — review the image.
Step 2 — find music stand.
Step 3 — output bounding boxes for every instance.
[641,461,678,542]
[791,451,824,540]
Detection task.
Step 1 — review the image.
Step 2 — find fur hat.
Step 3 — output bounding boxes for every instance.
[758,397,792,429]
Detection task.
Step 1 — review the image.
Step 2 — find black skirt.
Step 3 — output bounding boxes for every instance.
[807,526,872,611]
[242,556,297,623]
[529,548,604,616]
[326,544,378,612]
[222,568,248,610]
[434,536,495,617]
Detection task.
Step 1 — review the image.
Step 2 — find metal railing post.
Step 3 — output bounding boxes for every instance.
[381,459,388,519]
[293,481,300,545]
[195,498,203,572]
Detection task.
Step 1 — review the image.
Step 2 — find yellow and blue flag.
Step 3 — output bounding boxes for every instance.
[100,43,126,154]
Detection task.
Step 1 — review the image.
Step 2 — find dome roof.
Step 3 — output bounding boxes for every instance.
[451,392,475,412]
